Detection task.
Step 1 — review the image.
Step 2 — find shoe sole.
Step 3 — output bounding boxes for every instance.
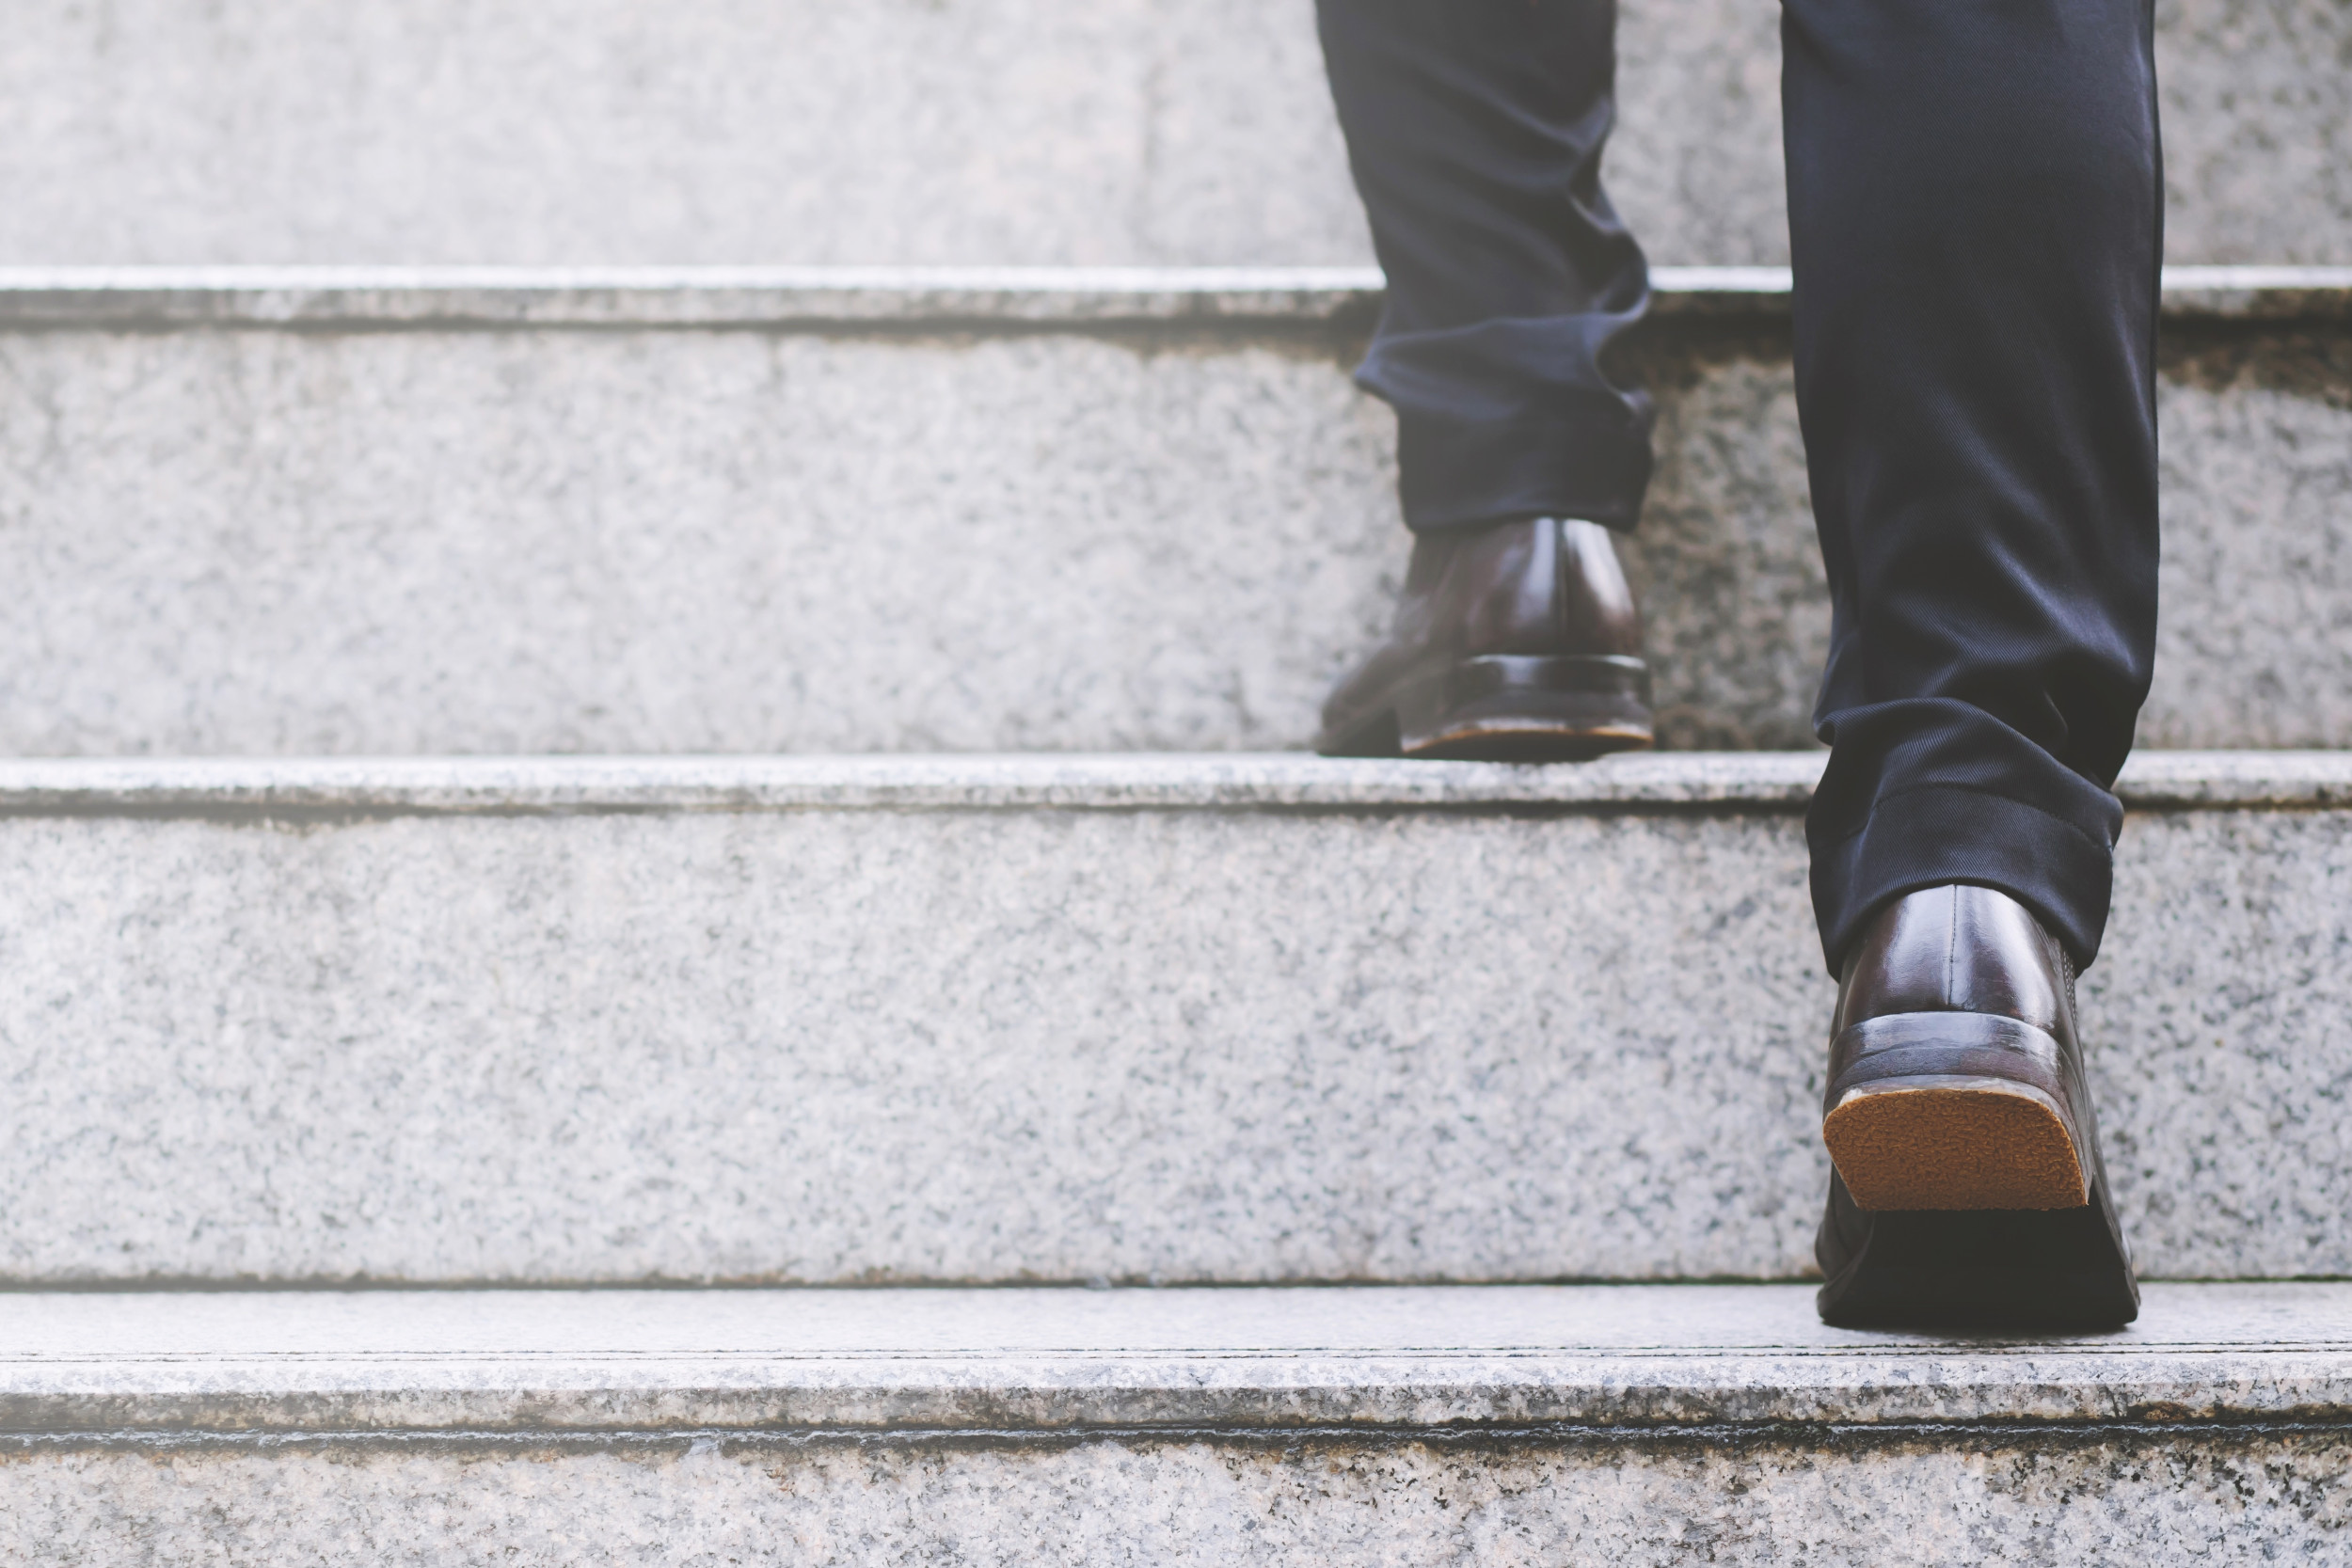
[1815,1010,2134,1329]
[1816,1181,2139,1330]
[1317,654,1653,763]
[1823,1079,2089,1211]
[1821,1010,2092,1212]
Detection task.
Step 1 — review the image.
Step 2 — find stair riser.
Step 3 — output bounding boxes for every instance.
[0,319,2344,755]
[4,787,2343,1284]
[4,1433,2341,1567]
[0,0,2339,266]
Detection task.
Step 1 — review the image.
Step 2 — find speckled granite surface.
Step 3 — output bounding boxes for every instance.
[0,0,2339,267]
[0,748,2336,813]
[1,1283,2345,1432]
[0,266,2336,328]
[0,754,2343,1286]
[4,1434,2344,1567]
[0,1285,2344,1565]
[0,309,2341,754]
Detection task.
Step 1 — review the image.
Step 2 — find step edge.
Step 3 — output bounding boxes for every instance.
[0,265,2341,328]
[0,751,2337,817]
[0,1283,2343,1439]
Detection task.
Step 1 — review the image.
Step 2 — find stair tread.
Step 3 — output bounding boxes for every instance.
[3,0,2340,271]
[0,264,2341,326]
[0,281,2341,759]
[0,749,2345,814]
[0,746,2344,1289]
[7,1283,2347,1434]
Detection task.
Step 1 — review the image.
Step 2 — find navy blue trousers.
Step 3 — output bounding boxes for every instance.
[1317,0,2163,972]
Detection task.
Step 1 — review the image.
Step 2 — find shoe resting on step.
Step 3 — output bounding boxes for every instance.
[1315,515,1652,762]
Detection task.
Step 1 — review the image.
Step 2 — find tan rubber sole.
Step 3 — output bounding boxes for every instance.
[1823,1082,2090,1212]
[1405,718,1654,762]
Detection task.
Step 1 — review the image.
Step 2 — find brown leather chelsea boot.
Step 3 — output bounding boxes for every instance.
[1814,884,2139,1329]
[1314,515,1652,761]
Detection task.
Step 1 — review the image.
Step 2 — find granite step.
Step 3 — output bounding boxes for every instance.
[2,1282,2345,1563]
[2,750,2345,1288]
[1,0,2340,269]
[0,267,2344,756]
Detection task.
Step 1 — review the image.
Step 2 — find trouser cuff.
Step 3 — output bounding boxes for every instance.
[1391,408,1653,532]
[1808,784,2117,975]
[1355,315,1656,534]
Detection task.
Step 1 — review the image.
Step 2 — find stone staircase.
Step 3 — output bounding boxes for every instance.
[0,1,2346,1562]
[5,1284,2346,1560]
[0,265,2344,754]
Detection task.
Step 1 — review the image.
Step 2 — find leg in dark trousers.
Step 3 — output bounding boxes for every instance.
[1785,0,2164,973]
[1313,0,1661,763]
[1790,0,2162,1329]
[1315,0,1653,533]
[1314,0,2164,1326]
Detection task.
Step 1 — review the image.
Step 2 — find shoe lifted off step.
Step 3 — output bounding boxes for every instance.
[1815,884,2140,1331]
[1315,515,1654,762]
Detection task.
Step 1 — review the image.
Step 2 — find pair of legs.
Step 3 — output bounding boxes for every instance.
[1315,0,2162,1324]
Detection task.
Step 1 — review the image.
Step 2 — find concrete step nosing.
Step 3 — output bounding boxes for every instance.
[2,1285,2345,1439]
[0,264,2342,328]
[0,751,2343,818]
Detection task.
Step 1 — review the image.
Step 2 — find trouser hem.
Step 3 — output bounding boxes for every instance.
[1392,415,1652,535]
[1809,784,2116,975]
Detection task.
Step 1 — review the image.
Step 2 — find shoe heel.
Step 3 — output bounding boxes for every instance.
[1822,1013,2090,1212]
[1392,655,1653,762]
[1816,1173,2139,1330]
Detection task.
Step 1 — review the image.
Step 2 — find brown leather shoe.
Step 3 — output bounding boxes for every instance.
[1315,516,1652,761]
[1814,884,2138,1329]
